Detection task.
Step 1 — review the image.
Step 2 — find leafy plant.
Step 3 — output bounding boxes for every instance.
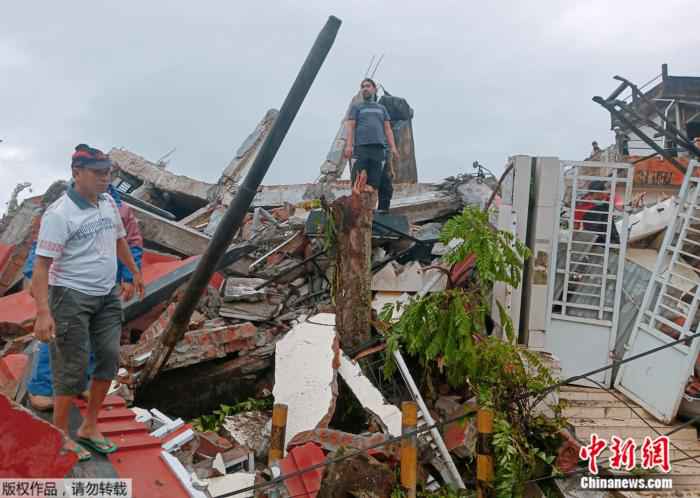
[380,206,565,496]
[382,289,485,387]
[391,486,472,498]
[439,206,530,289]
[191,396,273,432]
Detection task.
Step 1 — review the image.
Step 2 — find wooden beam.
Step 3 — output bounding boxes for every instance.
[129,203,211,257]
[331,191,373,351]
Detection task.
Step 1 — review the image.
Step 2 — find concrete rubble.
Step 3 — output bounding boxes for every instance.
[272,313,339,451]
[16,85,651,497]
[0,135,498,494]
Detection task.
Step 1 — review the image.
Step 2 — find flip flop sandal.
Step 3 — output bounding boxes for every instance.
[67,444,92,462]
[77,436,118,454]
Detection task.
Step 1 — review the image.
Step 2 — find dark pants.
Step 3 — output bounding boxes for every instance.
[48,286,122,396]
[378,163,394,210]
[351,145,394,210]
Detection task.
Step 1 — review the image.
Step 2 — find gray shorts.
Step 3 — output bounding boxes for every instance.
[48,285,122,396]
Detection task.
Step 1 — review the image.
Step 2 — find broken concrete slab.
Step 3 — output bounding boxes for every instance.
[391,119,419,184]
[214,109,279,206]
[371,261,447,293]
[250,181,449,209]
[223,278,268,302]
[317,92,362,182]
[221,411,271,460]
[129,203,211,256]
[0,195,42,246]
[219,301,282,322]
[338,353,402,437]
[273,313,339,451]
[109,148,214,209]
[620,196,678,243]
[388,190,461,224]
[207,472,255,498]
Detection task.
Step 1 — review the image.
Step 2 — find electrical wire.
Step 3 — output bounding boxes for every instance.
[577,377,700,466]
[220,329,700,496]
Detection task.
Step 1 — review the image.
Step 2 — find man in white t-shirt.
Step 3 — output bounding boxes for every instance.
[33,144,144,461]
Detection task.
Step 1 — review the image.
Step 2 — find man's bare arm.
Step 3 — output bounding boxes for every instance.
[384,121,399,159]
[117,238,144,299]
[33,256,55,342]
[344,120,356,159]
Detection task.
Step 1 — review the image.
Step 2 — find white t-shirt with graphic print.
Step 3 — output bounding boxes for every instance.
[36,189,126,296]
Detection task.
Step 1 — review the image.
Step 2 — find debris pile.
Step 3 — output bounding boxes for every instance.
[0,117,499,495]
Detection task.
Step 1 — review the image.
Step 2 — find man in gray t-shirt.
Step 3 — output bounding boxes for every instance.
[33,144,144,461]
[344,78,399,195]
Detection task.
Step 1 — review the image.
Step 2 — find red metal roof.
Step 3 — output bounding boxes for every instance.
[0,392,78,478]
[0,252,202,331]
[74,396,190,498]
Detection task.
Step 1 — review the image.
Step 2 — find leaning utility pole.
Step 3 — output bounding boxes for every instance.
[139,15,343,385]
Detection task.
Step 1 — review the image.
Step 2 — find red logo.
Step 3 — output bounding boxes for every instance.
[579,433,671,475]
[579,434,608,474]
[641,435,671,473]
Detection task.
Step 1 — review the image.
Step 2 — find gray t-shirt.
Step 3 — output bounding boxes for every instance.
[36,186,126,296]
[348,101,391,147]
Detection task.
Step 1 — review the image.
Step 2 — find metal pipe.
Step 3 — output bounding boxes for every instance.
[121,192,177,220]
[372,219,428,245]
[593,97,688,174]
[138,16,342,385]
[253,249,327,290]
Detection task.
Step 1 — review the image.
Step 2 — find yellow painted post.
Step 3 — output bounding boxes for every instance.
[401,401,418,498]
[268,403,288,466]
[476,407,495,498]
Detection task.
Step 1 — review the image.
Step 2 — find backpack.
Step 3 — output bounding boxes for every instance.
[378,90,414,122]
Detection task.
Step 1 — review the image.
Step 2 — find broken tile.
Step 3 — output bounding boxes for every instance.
[273,313,339,451]
[196,431,234,459]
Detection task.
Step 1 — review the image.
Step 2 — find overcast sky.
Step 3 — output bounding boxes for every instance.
[1,0,698,213]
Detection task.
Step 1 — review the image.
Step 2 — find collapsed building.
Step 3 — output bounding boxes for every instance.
[2,48,700,498]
